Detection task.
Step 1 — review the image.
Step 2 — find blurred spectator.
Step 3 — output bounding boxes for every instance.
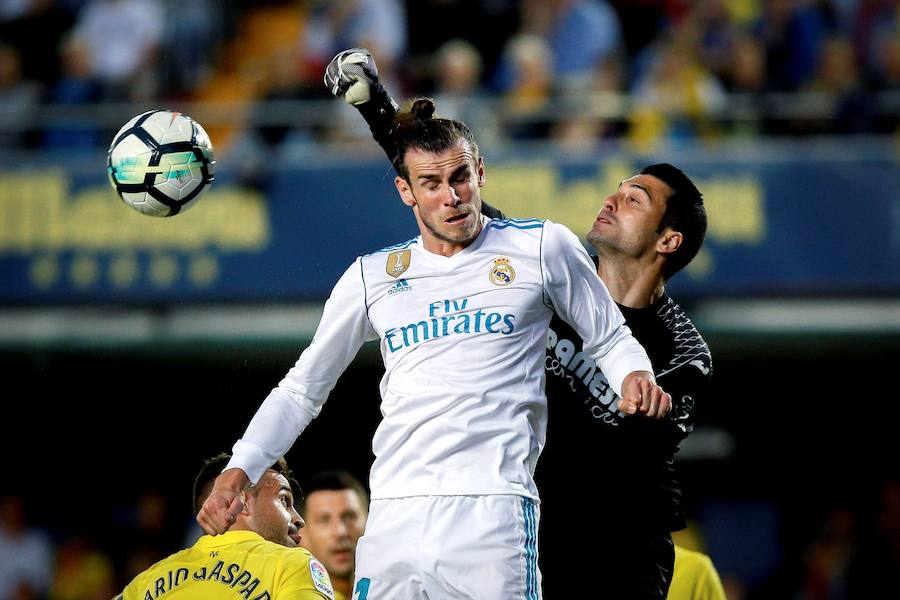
[499,33,555,139]
[429,38,498,141]
[629,23,727,147]
[49,535,116,600]
[727,32,769,93]
[303,0,407,80]
[864,7,900,90]
[0,43,41,148]
[799,507,858,600]
[108,489,180,589]
[71,0,164,101]
[0,0,30,21]
[847,479,900,597]
[807,35,874,133]
[754,0,827,91]
[404,0,519,91]
[0,0,76,88]
[689,0,742,84]
[255,45,330,150]
[607,0,675,61]
[431,39,483,108]
[722,32,770,136]
[42,34,102,148]
[520,0,624,92]
[158,0,217,97]
[236,44,332,186]
[852,0,898,77]
[0,495,53,600]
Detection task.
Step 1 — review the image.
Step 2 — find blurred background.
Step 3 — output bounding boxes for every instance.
[0,0,898,598]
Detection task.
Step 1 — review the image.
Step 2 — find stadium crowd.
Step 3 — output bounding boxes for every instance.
[2,1,899,599]
[0,0,897,152]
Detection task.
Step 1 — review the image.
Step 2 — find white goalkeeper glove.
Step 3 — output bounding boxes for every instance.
[324,48,380,106]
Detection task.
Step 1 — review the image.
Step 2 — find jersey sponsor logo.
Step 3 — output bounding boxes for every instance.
[309,557,335,599]
[488,256,516,286]
[545,327,624,424]
[387,278,412,296]
[386,249,411,278]
[384,297,516,353]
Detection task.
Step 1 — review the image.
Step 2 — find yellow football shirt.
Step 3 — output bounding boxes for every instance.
[668,545,726,600]
[117,530,335,600]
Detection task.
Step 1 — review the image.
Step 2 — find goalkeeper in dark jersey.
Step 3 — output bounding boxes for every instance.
[325,49,712,600]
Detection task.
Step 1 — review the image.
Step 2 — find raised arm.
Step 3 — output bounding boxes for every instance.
[324,48,400,172]
[324,48,506,219]
[197,259,377,535]
[540,221,671,417]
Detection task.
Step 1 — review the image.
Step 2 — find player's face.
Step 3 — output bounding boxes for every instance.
[586,174,673,258]
[299,490,367,580]
[395,140,485,254]
[247,471,304,548]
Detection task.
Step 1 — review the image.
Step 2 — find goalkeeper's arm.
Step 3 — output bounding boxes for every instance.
[324,48,401,174]
[324,48,505,219]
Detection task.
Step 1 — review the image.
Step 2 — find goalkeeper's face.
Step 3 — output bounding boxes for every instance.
[244,470,305,548]
[395,141,485,254]
[587,173,674,260]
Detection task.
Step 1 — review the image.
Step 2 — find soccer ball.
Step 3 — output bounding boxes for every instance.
[107,110,215,217]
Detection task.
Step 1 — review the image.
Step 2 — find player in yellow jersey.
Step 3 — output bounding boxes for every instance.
[116,454,336,600]
[667,545,727,600]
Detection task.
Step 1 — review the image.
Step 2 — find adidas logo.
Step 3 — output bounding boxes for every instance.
[387,278,412,296]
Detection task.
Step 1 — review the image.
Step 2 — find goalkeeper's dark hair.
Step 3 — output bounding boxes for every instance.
[192,453,301,515]
[640,163,707,280]
[298,470,369,515]
[389,97,479,182]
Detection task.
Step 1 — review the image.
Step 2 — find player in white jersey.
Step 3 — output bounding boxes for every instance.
[198,99,671,599]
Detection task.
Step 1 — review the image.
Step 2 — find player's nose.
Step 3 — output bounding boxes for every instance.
[602,194,618,212]
[443,183,461,206]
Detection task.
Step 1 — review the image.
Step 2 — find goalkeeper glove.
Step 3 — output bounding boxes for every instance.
[324,48,380,106]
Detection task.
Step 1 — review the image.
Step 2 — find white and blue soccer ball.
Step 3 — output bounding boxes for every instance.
[107,110,215,217]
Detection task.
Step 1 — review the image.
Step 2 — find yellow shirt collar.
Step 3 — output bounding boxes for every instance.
[193,530,264,548]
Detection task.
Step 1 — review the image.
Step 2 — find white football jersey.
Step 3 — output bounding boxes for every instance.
[229,217,651,500]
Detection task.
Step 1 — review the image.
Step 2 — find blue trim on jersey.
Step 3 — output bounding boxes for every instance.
[359,259,370,319]
[538,225,551,311]
[522,497,539,600]
[364,237,418,256]
[488,218,545,231]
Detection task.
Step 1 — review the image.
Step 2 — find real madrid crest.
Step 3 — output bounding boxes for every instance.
[386,249,411,278]
[489,256,516,286]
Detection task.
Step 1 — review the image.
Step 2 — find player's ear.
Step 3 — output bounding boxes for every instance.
[657,229,682,256]
[476,157,485,187]
[395,175,416,207]
[239,491,252,516]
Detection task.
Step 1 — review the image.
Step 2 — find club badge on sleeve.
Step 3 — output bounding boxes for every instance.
[309,557,335,599]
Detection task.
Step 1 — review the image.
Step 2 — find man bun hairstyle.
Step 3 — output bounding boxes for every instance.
[641,163,707,280]
[389,97,479,182]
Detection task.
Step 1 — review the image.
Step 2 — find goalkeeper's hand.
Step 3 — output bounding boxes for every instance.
[324,48,380,106]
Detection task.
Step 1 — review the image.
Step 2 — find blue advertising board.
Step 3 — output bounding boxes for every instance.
[1,143,898,304]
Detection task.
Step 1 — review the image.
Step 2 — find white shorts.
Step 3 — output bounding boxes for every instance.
[352,495,542,600]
